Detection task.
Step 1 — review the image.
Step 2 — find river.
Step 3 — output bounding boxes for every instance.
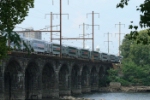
[41,92,150,100]
[76,92,150,100]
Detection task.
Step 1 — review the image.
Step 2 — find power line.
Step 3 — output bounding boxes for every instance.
[115,22,125,56]
[104,32,113,53]
[79,23,89,49]
[52,37,92,40]
[87,11,100,51]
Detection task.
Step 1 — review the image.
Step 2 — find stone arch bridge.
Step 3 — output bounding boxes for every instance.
[0,52,113,100]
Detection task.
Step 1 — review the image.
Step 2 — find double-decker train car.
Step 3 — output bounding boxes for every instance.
[100,52,109,62]
[78,48,90,59]
[46,42,61,55]
[115,56,120,63]
[109,54,116,63]
[90,51,100,61]
[44,42,67,56]
[66,46,78,58]
[30,39,47,54]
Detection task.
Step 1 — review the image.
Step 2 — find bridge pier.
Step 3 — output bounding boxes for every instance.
[91,67,99,92]
[0,64,4,100]
[81,87,91,93]
[91,85,99,92]
[71,88,82,94]
[81,66,91,93]
[45,70,59,98]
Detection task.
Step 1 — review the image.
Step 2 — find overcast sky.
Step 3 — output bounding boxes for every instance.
[14,0,144,55]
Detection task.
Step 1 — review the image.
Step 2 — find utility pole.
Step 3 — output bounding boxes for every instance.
[45,12,54,42]
[50,12,53,42]
[115,22,125,56]
[104,32,113,53]
[79,23,89,49]
[50,0,69,58]
[87,11,100,51]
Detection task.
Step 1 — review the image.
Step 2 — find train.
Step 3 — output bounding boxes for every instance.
[10,37,121,63]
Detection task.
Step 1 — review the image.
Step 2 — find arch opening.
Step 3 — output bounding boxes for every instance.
[4,60,23,100]
[90,66,98,86]
[59,64,69,92]
[71,65,80,89]
[99,66,107,87]
[42,63,55,98]
[25,62,39,99]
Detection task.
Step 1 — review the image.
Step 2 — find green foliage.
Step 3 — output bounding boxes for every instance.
[117,78,130,86]
[106,68,131,86]
[107,68,119,82]
[99,75,109,87]
[0,0,34,59]
[108,30,150,86]
[118,30,150,86]
[0,36,8,59]
[117,0,150,44]
[0,0,34,31]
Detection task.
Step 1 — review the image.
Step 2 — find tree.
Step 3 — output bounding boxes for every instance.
[121,30,150,65]
[0,0,34,59]
[0,36,7,59]
[117,0,150,44]
[118,30,150,86]
[107,29,150,86]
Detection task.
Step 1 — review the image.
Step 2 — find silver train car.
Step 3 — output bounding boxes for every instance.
[100,52,109,62]
[30,39,47,53]
[10,37,121,63]
[78,48,90,59]
[66,46,78,58]
[109,54,116,63]
[90,51,100,60]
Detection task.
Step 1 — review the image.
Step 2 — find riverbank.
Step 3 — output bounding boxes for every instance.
[60,96,92,100]
[99,86,150,92]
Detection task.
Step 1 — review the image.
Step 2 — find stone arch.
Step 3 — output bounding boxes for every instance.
[59,63,70,96]
[4,58,23,100]
[90,66,98,86]
[25,60,40,99]
[42,62,56,98]
[71,64,80,89]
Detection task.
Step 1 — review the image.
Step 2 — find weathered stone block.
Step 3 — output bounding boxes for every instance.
[109,82,121,89]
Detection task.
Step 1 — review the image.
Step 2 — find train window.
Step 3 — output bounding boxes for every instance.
[53,48,60,51]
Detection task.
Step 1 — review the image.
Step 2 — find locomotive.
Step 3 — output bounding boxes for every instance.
[10,37,120,63]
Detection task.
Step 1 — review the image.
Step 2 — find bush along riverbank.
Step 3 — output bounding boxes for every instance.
[99,82,150,92]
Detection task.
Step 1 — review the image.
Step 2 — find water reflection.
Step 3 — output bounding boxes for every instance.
[29,92,150,100]
[77,92,150,100]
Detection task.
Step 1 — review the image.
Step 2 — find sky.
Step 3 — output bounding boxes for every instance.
[14,0,144,55]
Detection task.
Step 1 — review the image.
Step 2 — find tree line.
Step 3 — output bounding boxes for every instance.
[107,30,150,86]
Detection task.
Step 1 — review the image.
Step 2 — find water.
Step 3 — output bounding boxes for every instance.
[41,92,150,100]
[76,92,150,100]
